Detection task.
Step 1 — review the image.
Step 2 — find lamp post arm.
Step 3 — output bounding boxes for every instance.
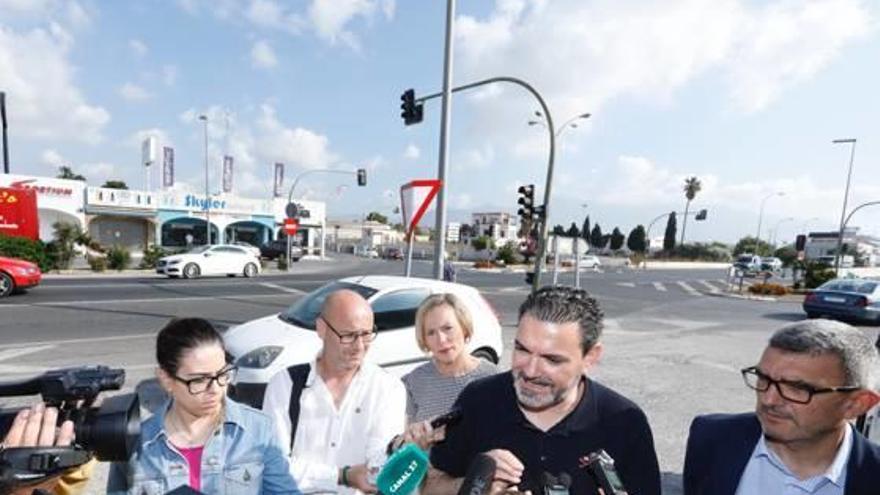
[286,169,359,205]
[834,200,880,274]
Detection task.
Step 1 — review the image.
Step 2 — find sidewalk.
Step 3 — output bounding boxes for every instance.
[42,257,339,279]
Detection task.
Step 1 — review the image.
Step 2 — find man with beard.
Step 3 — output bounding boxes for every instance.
[424,286,661,495]
[262,289,406,494]
[683,320,880,495]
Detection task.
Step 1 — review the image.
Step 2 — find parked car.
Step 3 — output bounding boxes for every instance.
[356,246,379,258]
[259,240,303,261]
[0,256,41,298]
[803,278,880,323]
[576,254,601,269]
[225,275,504,408]
[232,241,261,258]
[760,257,783,272]
[816,255,855,268]
[733,254,762,274]
[382,246,404,260]
[156,244,261,279]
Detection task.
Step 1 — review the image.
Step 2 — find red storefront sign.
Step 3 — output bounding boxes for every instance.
[0,188,39,240]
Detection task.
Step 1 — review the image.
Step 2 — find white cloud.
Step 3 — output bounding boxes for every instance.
[40,148,65,167]
[246,0,304,34]
[80,162,116,179]
[126,128,173,150]
[454,0,873,119]
[0,25,109,144]
[250,39,278,69]
[118,82,152,101]
[256,104,338,169]
[129,38,148,57]
[308,0,388,49]
[403,144,420,160]
[0,0,91,28]
[453,145,495,170]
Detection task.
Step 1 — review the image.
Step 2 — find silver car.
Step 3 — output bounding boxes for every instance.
[803,278,880,323]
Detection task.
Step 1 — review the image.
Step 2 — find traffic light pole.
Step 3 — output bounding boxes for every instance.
[834,200,880,276]
[413,76,554,293]
[284,168,365,272]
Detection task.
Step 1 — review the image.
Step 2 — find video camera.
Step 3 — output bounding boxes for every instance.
[0,366,140,490]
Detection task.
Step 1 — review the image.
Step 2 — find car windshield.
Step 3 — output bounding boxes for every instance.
[279,281,378,329]
[820,280,878,294]
[736,256,754,263]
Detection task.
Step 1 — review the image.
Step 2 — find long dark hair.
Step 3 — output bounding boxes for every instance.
[156,317,225,375]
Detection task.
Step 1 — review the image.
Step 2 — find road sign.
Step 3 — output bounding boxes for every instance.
[283,218,299,236]
[286,202,299,218]
[400,179,442,239]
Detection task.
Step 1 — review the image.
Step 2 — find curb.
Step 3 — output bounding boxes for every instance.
[706,291,778,302]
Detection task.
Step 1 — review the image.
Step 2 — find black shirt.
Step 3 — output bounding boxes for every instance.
[430,372,661,495]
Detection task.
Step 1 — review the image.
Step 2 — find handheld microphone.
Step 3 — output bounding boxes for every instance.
[456,453,496,495]
[376,443,430,495]
[584,450,629,495]
[542,471,571,495]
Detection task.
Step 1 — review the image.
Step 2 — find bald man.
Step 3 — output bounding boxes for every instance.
[262,290,407,494]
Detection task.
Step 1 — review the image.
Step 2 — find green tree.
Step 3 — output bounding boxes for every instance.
[663,212,677,252]
[49,222,95,270]
[680,176,702,244]
[495,241,521,265]
[774,245,798,268]
[56,166,86,181]
[552,225,566,236]
[627,225,647,253]
[610,227,625,251]
[733,236,772,256]
[366,211,388,224]
[581,215,590,243]
[590,224,604,248]
[101,180,128,189]
[566,222,579,238]
[471,235,495,252]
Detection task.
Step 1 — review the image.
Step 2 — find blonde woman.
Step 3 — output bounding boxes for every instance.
[402,293,498,424]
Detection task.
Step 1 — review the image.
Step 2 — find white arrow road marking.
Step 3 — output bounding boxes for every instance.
[653,282,667,292]
[616,282,636,288]
[259,282,306,294]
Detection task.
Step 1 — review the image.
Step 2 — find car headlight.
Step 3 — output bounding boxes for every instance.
[236,346,284,369]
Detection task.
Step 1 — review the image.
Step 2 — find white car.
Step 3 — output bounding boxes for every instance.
[578,254,601,269]
[232,241,261,258]
[156,244,261,279]
[225,275,504,408]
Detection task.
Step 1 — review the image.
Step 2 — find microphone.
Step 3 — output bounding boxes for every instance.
[542,471,571,495]
[376,443,430,495]
[456,453,496,495]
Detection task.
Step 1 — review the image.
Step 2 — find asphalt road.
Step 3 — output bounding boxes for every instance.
[1,256,875,494]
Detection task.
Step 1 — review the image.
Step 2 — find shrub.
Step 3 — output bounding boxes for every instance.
[0,234,51,271]
[495,242,521,265]
[473,260,494,269]
[667,242,732,262]
[803,260,835,289]
[277,255,288,271]
[748,282,789,296]
[107,246,131,271]
[87,255,107,272]
[138,245,167,269]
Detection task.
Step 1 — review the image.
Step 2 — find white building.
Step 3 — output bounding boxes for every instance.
[470,212,519,246]
[805,227,880,266]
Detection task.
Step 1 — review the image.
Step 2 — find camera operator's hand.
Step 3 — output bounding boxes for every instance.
[399,420,446,452]
[484,449,524,494]
[3,403,74,448]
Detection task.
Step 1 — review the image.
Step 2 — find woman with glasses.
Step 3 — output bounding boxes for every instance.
[107,317,301,494]
[396,294,497,450]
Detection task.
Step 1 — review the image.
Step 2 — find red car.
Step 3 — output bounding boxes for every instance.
[0,256,42,298]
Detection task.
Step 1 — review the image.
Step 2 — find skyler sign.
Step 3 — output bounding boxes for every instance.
[184,194,227,211]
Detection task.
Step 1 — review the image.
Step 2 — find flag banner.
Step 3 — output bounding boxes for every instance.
[273,162,284,197]
[223,156,234,193]
[163,147,174,188]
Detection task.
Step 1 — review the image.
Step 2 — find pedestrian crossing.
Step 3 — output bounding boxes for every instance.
[495,278,740,297]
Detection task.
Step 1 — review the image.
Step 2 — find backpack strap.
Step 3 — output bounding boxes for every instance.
[286,363,311,452]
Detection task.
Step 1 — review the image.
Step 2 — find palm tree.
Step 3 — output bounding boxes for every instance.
[680,176,702,245]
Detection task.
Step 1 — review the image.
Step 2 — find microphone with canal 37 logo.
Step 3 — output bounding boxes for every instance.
[456,453,496,495]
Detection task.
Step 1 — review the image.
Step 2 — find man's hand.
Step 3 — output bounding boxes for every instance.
[346,463,377,494]
[3,403,74,448]
[400,420,446,452]
[484,449,524,494]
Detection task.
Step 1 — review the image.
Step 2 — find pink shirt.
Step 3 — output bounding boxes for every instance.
[174,444,204,491]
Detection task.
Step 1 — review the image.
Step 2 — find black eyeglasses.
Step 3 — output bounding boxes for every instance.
[320,316,377,345]
[172,366,238,395]
[740,366,859,405]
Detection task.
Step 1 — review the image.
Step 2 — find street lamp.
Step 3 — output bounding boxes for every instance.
[832,138,857,274]
[770,217,794,248]
[755,191,784,255]
[198,114,211,245]
[529,112,591,138]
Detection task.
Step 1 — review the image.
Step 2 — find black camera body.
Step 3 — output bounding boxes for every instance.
[584,449,629,495]
[0,366,141,488]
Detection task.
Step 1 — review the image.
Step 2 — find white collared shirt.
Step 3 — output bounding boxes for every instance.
[736,425,853,495]
[263,357,407,494]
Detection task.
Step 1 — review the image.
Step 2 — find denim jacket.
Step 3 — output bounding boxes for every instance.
[107,397,301,495]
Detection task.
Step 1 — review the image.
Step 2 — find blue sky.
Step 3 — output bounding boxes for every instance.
[1,0,879,243]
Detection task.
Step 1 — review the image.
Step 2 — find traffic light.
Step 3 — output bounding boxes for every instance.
[400,89,424,125]
[517,184,535,223]
[695,209,708,221]
[795,234,807,251]
[357,168,367,187]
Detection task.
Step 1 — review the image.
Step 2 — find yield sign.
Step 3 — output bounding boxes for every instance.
[400,179,442,240]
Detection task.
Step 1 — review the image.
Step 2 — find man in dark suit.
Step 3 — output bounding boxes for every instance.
[684,319,880,495]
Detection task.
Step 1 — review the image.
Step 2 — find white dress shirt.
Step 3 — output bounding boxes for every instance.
[263,357,407,494]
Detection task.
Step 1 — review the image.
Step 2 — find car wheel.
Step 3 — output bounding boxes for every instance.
[183,263,200,279]
[0,272,14,298]
[243,263,258,278]
[291,257,301,262]
[471,347,498,364]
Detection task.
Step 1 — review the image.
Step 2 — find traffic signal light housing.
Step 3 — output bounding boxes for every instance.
[357,168,367,187]
[400,89,424,126]
[795,234,807,251]
[695,209,708,221]
[517,184,535,223]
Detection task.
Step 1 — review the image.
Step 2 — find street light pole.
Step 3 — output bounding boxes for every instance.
[770,217,794,248]
[755,192,784,255]
[198,115,211,245]
[432,0,456,280]
[832,138,857,274]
